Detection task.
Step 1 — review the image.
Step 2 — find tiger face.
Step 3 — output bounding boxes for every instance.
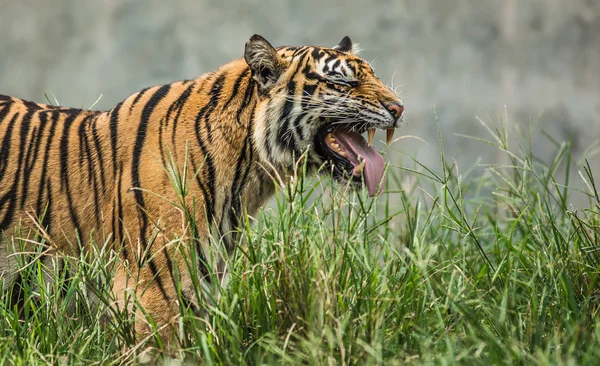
[246,35,404,197]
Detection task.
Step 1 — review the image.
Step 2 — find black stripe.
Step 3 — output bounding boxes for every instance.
[291,47,309,58]
[302,82,318,97]
[0,113,20,231]
[158,116,167,169]
[193,75,226,228]
[129,87,151,113]
[321,55,337,73]
[218,195,233,249]
[292,82,318,140]
[189,155,211,278]
[331,59,341,71]
[289,50,310,78]
[18,104,40,208]
[226,101,257,249]
[158,83,191,167]
[116,163,128,264]
[78,114,102,227]
[340,67,348,77]
[291,112,308,142]
[90,114,107,192]
[303,67,325,82]
[277,81,300,155]
[109,102,124,176]
[131,83,172,302]
[170,82,196,151]
[36,111,59,232]
[235,73,256,125]
[222,68,250,112]
[195,73,226,142]
[190,128,216,226]
[346,60,358,75]
[40,178,53,232]
[78,114,95,183]
[311,48,325,60]
[22,99,44,112]
[358,99,381,110]
[217,74,254,240]
[263,103,274,164]
[0,96,13,125]
[0,112,19,177]
[59,112,84,237]
[78,117,86,170]
[163,246,174,277]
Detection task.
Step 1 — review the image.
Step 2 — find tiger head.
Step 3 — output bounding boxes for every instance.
[245,35,404,197]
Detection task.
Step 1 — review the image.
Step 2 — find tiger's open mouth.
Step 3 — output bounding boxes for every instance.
[315,123,395,197]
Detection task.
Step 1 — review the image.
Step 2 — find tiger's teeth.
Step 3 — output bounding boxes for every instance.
[386,128,395,144]
[353,160,366,175]
[367,129,375,146]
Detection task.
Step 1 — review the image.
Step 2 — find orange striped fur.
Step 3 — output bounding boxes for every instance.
[0,35,403,343]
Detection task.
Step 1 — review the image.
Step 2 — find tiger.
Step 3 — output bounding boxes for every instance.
[0,35,404,344]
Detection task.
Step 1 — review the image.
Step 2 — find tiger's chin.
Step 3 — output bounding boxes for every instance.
[314,121,395,197]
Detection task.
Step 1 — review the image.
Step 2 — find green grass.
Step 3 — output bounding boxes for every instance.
[1,114,599,365]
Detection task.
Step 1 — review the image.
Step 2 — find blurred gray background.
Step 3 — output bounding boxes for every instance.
[1,0,599,206]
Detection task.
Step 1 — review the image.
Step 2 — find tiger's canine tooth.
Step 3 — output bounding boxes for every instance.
[386,128,395,144]
[353,159,366,175]
[367,128,375,146]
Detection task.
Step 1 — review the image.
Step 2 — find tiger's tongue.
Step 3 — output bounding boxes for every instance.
[332,128,386,197]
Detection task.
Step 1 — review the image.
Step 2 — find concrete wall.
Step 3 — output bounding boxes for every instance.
[1,0,599,203]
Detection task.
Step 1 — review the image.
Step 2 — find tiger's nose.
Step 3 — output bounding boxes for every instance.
[385,101,404,120]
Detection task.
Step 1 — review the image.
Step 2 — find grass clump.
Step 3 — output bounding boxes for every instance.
[1,113,598,365]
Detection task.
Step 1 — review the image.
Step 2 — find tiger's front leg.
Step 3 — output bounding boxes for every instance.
[111,267,177,349]
[110,233,216,351]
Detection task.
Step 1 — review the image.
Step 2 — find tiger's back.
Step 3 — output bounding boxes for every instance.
[0,67,264,279]
[0,97,109,289]
[0,96,106,246]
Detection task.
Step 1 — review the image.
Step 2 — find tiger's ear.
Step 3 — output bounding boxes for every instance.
[333,36,353,53]
[245,35,283,93]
